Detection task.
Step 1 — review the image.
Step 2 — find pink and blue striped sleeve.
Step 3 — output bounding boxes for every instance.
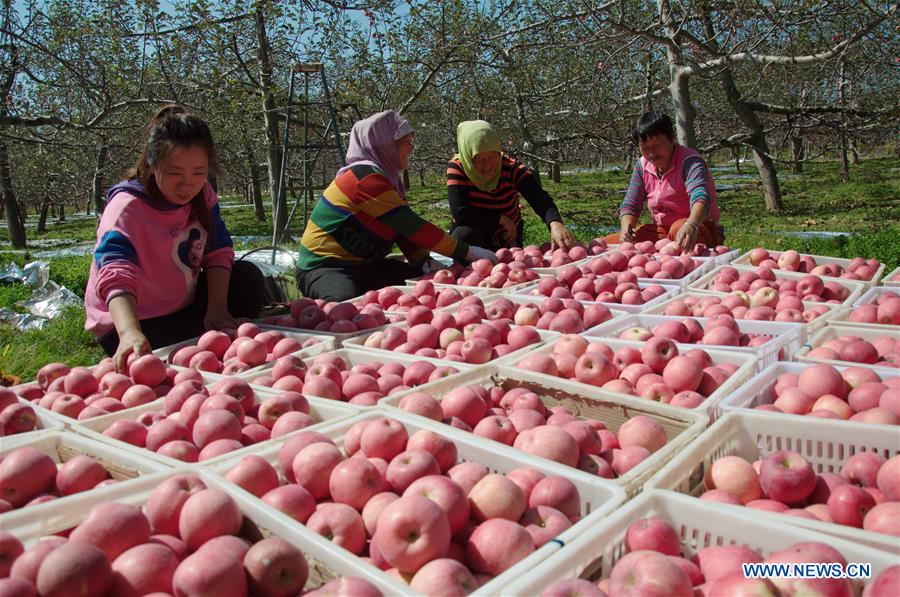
[619,160,647,218]
[682,156,711,213]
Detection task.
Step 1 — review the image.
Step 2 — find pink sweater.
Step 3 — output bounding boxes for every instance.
[84,180,234,338]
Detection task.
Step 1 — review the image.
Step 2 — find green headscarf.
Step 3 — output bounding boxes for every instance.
[455,120,502,192]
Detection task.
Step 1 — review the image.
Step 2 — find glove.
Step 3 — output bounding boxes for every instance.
[466,245,498,264]
[418,258,444,274]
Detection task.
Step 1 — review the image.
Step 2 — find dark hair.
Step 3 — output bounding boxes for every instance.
[631,111,676,144]
[125,105,218,235]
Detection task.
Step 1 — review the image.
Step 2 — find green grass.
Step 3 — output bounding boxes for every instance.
[0,158,897,381]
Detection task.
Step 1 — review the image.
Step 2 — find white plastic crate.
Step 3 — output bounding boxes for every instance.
[380,364,707,496]
[883,266,900,287]
[501,490,897,596]
[645,412,900,553]
[509,279,679,314]
[342,321,559,368]
[0,395,67,447]
[70,385,358,468]
[583,313,804,370]
[732,249,886,287]
[831,287,900,332]
[0,468,410,595]
[238,347,478,404]
[496,337,758,420]
[0,430,168,519]
[209,409,628,597]
[794,322,900,371]
[718,361,899,424]
[690,264,867,306]
[641,289,842,337]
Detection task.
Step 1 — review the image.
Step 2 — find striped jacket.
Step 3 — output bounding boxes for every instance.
[299,164,468,270]
[446,155,562,230]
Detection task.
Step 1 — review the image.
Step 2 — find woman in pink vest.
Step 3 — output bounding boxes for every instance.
[607,111,724,251]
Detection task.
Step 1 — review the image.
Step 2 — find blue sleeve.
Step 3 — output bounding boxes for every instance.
[619,160,647,218]
[682,156,711,213]
[208,203,233,251]
[94,231,139,269]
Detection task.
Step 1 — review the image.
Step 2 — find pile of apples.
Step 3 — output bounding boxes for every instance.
[359,303,543,364]
[699,450,899,536]
[754,363,899,424]
[614,314,781,349]
[537,516,898,596]
[12,355,180,421]
[458,296,614,334]
[266,297,389,334]
[660,290,831,323]
[249,353,463,406]
[352,280,476,313]
[746,248,882,281]
[167,324,324,375]
[222,416,589,593]
[618,238,733,258]
[97,374,322,462]
[575,241,708,280]
[806,334,899,368]
[0,473,382,596]
[848,290,900,325]
[0,449,120,512]
[705,266,854,303]
[423,259,541,289]
[520,270,671,306]
[516,335,739,408]
[494,240,607,268]
[0,389,40,437]
[396,380,671,479]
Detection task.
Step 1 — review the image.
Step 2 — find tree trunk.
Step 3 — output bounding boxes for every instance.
[402,169,410,193]
[0,141,26,248]
[418,169,425,186]
[255,8,288,242]
[658,0,697,148]
[37,198,49,233]
[92,141,108,215]
[838,60,850,181]
[731,146,741,174]
[716,67,783,211]
[790,136,804,174]
[57,203,65,222]
[246,144,265,222]
[550,162,560,183]
[849,138,860,164]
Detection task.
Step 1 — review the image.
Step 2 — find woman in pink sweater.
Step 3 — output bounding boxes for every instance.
[84,106,266,369]
[607,111,723,251]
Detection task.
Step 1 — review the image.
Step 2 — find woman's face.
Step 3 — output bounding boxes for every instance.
[395,134,414,170]
[638,134,676,173]
[472,151,501,179]
[154,145,209,206]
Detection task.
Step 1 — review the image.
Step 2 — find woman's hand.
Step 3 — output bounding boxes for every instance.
[620,223,636,243]
[204,306,240,333]
[114,327,151,373]
[675,221,699,253]
[549,221,576,251]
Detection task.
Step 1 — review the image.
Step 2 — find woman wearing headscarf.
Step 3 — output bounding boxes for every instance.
[447,120,576,252]
[297,111,497,301]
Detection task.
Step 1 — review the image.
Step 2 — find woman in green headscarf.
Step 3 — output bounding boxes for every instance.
[447,120,575,251]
